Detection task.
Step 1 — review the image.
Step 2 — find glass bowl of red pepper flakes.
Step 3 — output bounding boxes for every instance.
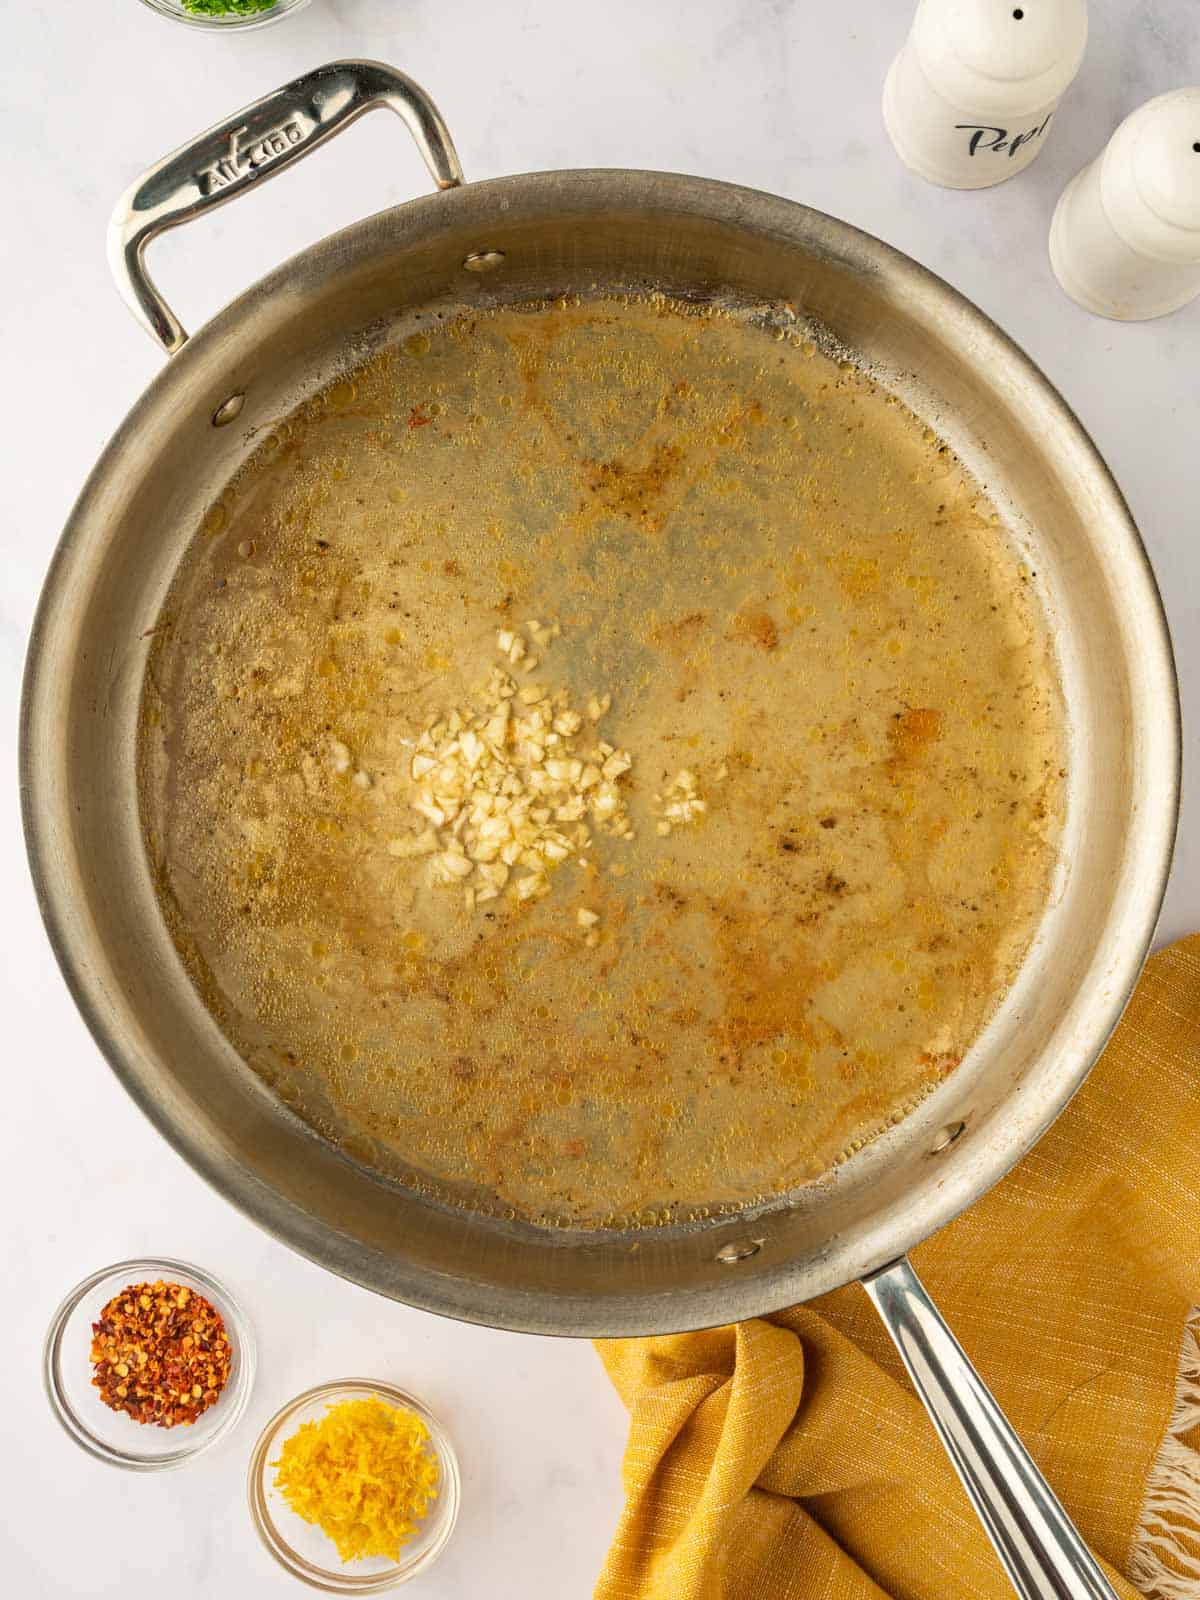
[43,1257,254,1470]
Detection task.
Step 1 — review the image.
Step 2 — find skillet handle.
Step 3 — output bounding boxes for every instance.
[863,1257,1119,1600]
[107,59,464,356]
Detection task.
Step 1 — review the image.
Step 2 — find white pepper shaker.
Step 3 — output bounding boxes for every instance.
[884,0,1088,189]
[1050,87,1200,320]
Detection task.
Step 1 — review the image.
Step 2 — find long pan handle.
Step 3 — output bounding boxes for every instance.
[108,60,463,355]
[863,1257,1119,1600]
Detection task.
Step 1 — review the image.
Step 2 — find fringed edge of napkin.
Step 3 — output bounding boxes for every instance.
[1128,1308,1200,1600]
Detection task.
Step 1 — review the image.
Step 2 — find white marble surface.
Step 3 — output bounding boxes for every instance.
[2,2,1197,1595]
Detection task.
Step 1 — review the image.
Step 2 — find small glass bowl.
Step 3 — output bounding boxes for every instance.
[136,0,311,31]
[249,1380,460,1592]
[44,1257,254,1470]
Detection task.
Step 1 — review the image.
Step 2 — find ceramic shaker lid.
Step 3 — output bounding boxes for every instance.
[913,0,1088,117]
[1118,87,1200,256]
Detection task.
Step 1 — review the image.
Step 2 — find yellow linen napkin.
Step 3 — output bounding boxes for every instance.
[596,935,1200,1600]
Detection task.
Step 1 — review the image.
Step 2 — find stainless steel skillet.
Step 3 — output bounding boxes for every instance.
[21,61,1178,1598]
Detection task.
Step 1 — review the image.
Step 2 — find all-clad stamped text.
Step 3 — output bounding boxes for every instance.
[196,119,306,194]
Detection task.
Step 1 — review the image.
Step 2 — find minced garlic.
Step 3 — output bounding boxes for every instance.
[392,625,635,907]
[272,1395,440,1564]
[652,768,708,835]
[387,625,713,927]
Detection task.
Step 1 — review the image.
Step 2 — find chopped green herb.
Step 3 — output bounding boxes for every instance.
[180,0,279,15]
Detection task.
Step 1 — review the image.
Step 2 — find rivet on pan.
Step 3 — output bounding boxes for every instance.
[716,1238,763,1265]
[212,393,246,427]
[930,1120,967,1154]
[462,250,506,273]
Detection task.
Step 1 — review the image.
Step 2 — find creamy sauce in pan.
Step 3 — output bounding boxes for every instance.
[139,297,1065,1228]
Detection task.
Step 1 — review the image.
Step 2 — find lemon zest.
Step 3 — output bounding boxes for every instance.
[272,1395,440,1563]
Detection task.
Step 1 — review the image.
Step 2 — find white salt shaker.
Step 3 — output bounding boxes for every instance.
[884,0,1088,189]
[1050,87,1200,320]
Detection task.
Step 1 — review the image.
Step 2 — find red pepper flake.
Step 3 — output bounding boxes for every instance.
[89,1279,232,1428]
[407,404,433,430]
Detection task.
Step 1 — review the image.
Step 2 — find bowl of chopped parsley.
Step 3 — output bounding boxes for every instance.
[137,0,311,29]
